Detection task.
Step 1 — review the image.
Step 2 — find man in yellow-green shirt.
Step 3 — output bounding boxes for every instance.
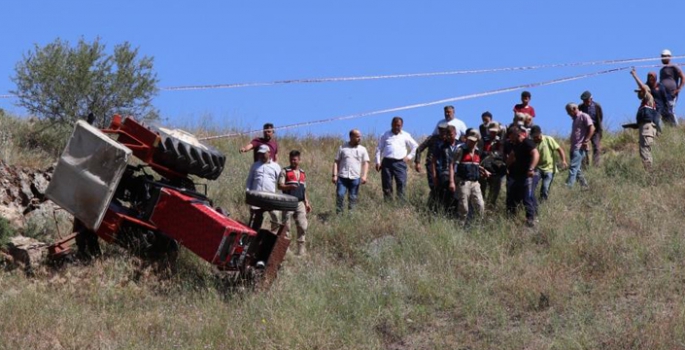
[531,125,567,201]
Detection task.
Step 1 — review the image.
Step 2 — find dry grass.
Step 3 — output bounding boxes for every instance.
[2,114,685,349]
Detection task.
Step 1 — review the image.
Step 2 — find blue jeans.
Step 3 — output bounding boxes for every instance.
[336,177,361,213]
[664,97,678,126]
[566,149,588,187]
[506,176,538,220]
[381,158,407,201]
[538,171,554,201]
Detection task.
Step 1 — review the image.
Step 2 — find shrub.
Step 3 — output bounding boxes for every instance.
[0,217,16,248]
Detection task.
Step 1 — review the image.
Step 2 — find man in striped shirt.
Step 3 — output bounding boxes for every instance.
[375,116,419,201]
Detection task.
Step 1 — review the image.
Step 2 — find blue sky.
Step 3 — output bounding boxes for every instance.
[0,1,682,139]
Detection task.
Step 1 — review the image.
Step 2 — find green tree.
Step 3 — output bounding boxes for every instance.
[11,37,159,128]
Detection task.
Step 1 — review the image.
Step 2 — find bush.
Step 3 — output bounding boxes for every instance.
[0,217,16,248]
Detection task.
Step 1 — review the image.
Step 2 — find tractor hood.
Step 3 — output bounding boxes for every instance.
[46,120,131,231]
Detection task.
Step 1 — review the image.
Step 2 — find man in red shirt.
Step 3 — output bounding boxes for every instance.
[513,91,536,119]
[239,123,279,162]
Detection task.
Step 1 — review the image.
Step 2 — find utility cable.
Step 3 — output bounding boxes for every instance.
[199,66,633,140]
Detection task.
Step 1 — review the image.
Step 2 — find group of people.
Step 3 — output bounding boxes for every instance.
[241,125,311,256]
[240,49,683,250]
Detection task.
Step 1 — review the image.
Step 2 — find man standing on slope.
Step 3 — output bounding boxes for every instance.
[433,105,467,142]
[513,91,536,119]
[630,68,659,170]
[431,125,459,215]
[239,123,279,162]
[449,129,488,222]
[333,129,370,214]
[375,116,419,201]
[659,49,684,123]
[579,91,603,166]
[647,71,674,129]
[565,103,595,188]
[414,121,448,194]
[531,125,567,201]
[246,145,282,231]
[505,125,539,227]
[278,150,312,256]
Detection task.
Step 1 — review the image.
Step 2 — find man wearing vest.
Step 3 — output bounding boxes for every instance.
[631,69,658,171]
[449,129,488,222]
[278,150,312,256]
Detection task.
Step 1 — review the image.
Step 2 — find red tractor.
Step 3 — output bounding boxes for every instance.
[46,116,297,287]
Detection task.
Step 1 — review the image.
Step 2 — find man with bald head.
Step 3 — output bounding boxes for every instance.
[565,103,595,188]
[333,129,370,213]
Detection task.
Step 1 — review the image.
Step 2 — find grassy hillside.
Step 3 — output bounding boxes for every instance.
[2,113,685,349]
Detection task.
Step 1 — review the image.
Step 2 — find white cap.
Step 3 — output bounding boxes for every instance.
[257,145,270,153]
[661,49,672,57]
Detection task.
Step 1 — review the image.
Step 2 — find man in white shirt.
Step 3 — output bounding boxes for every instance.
[375,116,419,201]
[332,129,370,213]
[246,145,282,230]
[433,105,467,141]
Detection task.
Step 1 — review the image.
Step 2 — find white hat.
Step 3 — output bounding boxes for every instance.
[257,145,270,153]
[661,49,672,57]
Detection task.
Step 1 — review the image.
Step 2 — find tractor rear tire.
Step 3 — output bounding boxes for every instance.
[152,126,226,180]
[246,191,299,212]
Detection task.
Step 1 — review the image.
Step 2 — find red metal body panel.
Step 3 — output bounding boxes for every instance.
[149,188,257,268]
[95,205,159,243]
[102,115,186,180]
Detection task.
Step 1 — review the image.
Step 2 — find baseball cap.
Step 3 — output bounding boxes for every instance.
[466,129,480,142]
[580,91,592,100]
[514,112,530,122]
[530,125,542,136]
[257,145,270,153]
[488,122,500,133]
[661,49,672,57]
[437,121,449,129]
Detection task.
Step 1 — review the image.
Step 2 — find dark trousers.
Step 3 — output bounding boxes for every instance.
[583,131,602,167]
[479,174,504,207]
[434,178,456,215]
[425,162,434,191]
[590,131,601,166]
[506,176,538,220]
[381,158,407,201]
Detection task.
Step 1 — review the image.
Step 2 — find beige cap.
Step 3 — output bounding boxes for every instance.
[487,122,500,133]
[466,129,480,142]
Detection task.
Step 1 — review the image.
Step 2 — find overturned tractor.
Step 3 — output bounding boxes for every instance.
[45,116,297,287]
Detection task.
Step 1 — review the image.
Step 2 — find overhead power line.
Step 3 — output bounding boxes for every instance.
[199,65,634,140]
[1,55,682,99]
